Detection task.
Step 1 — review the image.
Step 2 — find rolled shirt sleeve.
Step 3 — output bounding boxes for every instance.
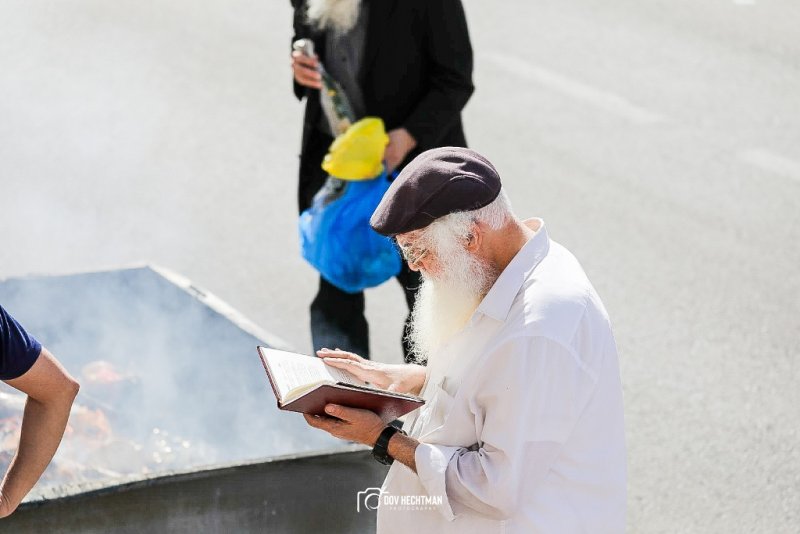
[415,443,463,520]
[413,336,598,521]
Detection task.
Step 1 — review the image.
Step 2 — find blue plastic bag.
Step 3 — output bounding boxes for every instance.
[299,172,402,293]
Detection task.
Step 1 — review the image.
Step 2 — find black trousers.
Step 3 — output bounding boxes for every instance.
[310,264,420,362]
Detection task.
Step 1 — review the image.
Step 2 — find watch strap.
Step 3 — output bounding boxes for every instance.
[372,425,406,465]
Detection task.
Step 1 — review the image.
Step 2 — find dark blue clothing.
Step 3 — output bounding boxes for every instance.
[0,304,41,380]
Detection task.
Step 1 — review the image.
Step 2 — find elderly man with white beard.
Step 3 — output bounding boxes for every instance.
[303,147,627,533]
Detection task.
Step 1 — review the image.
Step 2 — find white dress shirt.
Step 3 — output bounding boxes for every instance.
[376,219,627,533]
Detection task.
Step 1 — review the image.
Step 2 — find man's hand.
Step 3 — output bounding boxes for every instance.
[303,403,421,473]
[384,128,417,174]
[303,404,385,446]
[291,51,322,90]
[317,348,426,395]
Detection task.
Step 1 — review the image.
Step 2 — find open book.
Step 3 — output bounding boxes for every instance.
[257,346,424,422]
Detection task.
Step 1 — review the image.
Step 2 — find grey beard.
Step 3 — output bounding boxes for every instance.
[306,0,362,34]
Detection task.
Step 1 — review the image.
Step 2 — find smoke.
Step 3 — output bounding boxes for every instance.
[0,267,341,497]
[0,0,400,499]
[0,0,316,357]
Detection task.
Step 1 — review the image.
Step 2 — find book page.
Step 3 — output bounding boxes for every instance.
[262,348,367,402]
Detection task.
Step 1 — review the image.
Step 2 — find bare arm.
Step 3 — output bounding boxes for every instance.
[387,432,419,472]
[0,348,79,518]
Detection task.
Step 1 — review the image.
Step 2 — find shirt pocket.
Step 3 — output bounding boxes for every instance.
[416,381,456,440]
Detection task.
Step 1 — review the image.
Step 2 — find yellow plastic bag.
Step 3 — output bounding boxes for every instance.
[322,117,389,180]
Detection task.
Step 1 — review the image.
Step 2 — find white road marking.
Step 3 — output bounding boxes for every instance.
[482,52,665,124]
[740,149,800,183]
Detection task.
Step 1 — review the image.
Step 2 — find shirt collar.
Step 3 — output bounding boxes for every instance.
[472,218,550,324]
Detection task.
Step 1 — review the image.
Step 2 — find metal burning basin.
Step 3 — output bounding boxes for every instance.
[0,266,386,533]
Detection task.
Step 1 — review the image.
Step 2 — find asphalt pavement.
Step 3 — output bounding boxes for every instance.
[1,1,798,532]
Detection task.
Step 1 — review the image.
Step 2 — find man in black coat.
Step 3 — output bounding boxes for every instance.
[290,0,474,362]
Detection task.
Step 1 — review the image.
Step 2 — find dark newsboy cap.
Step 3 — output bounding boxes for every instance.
[370,147,502,236]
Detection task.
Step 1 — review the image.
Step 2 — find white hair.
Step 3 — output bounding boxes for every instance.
[404,188,515,363]
[422,188,515,249]
[306,0,362,34]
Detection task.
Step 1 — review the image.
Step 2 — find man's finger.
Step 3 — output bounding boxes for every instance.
[294,74,322,90]
[323,359,374,381]
[295,65,321,80]
[304,413,323,427]
[297,77,322,89]
[291,51,319,67]
[324,404,345,419]
[325,404,371,422]
[321,357,353,368]
[317,349,362,361]
[304,412,341,431]
[294,69,321,85]
[326,403,363,421]
[322,357,367,369]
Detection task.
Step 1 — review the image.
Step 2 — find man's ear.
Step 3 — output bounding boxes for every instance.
[465,222,482,253]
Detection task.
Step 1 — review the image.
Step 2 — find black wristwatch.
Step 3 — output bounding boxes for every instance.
[372,425,407,465]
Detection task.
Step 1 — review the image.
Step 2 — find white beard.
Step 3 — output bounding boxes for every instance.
[306,0,362,34]
[407,245,497,366]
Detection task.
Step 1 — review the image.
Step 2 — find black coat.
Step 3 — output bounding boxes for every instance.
[291,0,474,212]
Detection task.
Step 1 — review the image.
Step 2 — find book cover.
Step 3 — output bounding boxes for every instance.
[257,346,424,422]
